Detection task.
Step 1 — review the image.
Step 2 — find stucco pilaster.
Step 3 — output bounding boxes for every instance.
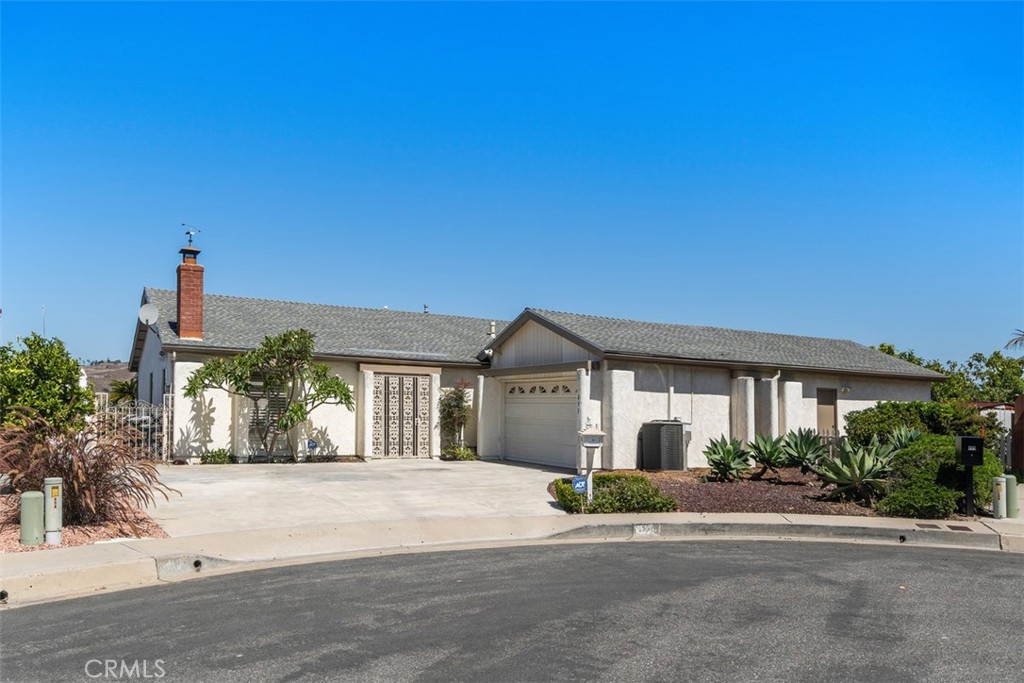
[780,381,803,434]
[576,368,592,472]
[474,374,486,454]
[603,368,636,470]
[731,376,755,444]
[359,369,374,458]
[430,373,441,458]
[477,375,503,459]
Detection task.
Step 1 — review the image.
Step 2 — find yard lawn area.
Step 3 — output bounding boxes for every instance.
[642,467,877,517]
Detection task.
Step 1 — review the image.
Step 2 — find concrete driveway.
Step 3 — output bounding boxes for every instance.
[147,459,568,537]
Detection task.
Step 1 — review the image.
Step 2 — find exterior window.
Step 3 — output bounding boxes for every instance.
[248,381,291,457]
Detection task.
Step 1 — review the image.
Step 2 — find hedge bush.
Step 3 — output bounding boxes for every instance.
[554,473,676,514]
[878,433,1004,518]
[440,447,478,461]
[201,448,231,464]
[876,479,961,519]
[845,401,1003,452]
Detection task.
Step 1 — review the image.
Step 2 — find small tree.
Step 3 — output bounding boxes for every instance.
[0,333,94,432]
[439,379,472,449]
[183,329,354,461]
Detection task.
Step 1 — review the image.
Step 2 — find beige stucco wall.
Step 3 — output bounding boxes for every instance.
[782,372,932,435]
[601,362,732,470]
[172,358,232,460]
[298,360,360,458]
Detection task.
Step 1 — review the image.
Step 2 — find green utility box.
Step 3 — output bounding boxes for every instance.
[1006,475,1020,519]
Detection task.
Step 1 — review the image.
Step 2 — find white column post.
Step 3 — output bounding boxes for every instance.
[430,373,441,458]
[360,369,374,459]
[474,374,485,453]
[732,376,755,444]
[576,367,591,473]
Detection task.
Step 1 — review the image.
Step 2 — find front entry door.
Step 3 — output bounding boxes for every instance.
[372,374,431,458]
[816,388,837,435]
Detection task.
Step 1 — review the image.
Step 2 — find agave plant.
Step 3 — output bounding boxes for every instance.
[886,426,922,451]
[781,428,828,473]
[814,438,895,504]
[703,435,751,482]
[749,434,787,481]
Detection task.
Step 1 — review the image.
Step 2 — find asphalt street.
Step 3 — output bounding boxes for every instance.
[1,540,1022,682]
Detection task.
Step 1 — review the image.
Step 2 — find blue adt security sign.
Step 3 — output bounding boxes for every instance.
[572,476,588,494]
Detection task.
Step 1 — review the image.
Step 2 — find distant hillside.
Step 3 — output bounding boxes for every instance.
[82,362,134,394]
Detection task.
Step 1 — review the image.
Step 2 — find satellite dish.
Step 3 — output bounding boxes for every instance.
[138,303,160,326]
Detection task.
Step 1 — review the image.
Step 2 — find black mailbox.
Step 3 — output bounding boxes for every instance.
[956,436,984,467]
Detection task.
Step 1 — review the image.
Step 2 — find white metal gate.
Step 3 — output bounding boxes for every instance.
[92,394,173,460]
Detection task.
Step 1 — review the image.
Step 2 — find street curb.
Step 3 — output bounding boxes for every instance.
[547,522,1004,550]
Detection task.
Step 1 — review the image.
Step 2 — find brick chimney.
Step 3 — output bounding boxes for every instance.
[176,246,204,339]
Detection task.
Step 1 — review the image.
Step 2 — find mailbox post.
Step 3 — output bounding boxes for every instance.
[578,425,605,504]
[956,436,984,517]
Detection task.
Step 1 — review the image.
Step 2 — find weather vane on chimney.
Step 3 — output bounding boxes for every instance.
[182,223,201,246]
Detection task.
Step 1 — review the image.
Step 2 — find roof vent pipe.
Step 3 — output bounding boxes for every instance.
[488,321,496,338]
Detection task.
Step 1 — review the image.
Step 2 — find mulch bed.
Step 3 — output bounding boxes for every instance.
[0,494,169,553]
[644,468,876,516]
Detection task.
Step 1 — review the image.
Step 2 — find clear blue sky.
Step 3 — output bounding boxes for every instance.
[2,1,1021,365]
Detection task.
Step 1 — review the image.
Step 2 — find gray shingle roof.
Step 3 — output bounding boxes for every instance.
[142,288,504,365]
[526,308,945,380]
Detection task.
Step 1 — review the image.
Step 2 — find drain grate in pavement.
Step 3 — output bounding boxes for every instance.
[915,523,941,529]
[947,525,973,532]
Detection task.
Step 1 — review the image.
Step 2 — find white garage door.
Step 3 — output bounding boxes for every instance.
[504,380,578,469]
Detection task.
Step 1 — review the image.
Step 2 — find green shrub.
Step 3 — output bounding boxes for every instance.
[881,433,1004,517]
[440,446,478,461]
[845,401,1003,451]
[876,479,961,519]
[703,436,750,482]
[554,474,676,514]
[201,448,231,464]
[781,428,828,473]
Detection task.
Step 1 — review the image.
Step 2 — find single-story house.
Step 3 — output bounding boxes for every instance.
[130,246,945,469]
